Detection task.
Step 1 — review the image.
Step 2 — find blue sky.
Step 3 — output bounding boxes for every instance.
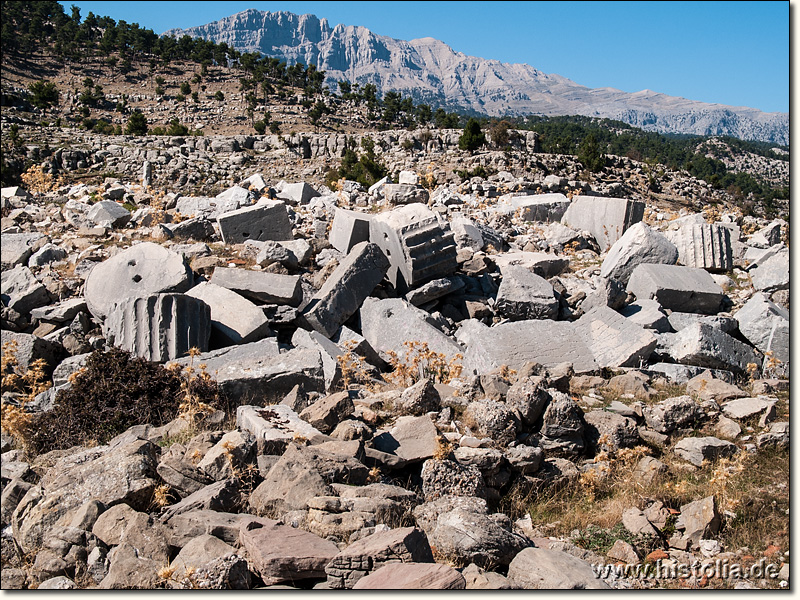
[60,1,789,113]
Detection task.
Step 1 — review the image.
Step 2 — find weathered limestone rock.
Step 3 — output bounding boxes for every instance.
[643,395,702,434]
[667,323,760,373]
[237,404,323,454]
[352,562,466,589]
[1,265,50,315]
[186,282,273,346]
[450,216,484,251]
[626,263,724,314]
[583,410,639,451]
[83,242,193,320]
[404,276,465,306]
[721,397,776,421]
[28,243,68,267]
[673,436,737,466]
[459,319,597,375]
[540,392,585,455]
[383,183,429,205]
[1,232,47,268]
[103,293,211,362]
[600,222,678,284]
[734,292,789,367]
[492,251,569,278]
[502,193,570,222]
[0,330,65,376]
[507,547,609,589]
[300,391,355,434]
[495,265,558,320]
[210,267,302,306]
[372,416,439,465]
[165,216,215,241]
[667,312,738,335]
[620,299,671,332]
[463,399,520,447]
[665,222,733,271]
[301,242,390,338]
[749,248,788,292]
[574,306,657,368]
[325,527,434,589]
[87,200,131,228]
[291,328,344,391]
[676,496,720,545]
[561,195,644,252]
[239,519,339,585]
[369,204,457,293]
[329,207,372,254]
[277,181,320,205]
[216,199,292,244]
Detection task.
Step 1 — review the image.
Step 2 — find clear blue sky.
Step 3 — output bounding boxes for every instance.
[59,1,789,113]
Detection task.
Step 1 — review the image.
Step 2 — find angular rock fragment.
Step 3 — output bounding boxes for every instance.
[216,199,292,244]
[734,292,789,368]
[329,207,372,254]
[1,265,50,315]
[237,404,323,454]
[626,263,724,314]
[353,562,466,589]
[507,547,609,589]
[561,195,644,252]
[502,192,570,222]
[600,222,678,284]
[749,248,788,292]
[673,436,737,466]
[495,265,558,320]
[87,200,131,228]
[186,282,273,346]
[210,267,301,306]
[667,323,760,373]
[574,305,657,368]
[1,232,47,268]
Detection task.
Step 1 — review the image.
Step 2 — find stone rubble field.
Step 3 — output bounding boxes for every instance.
[0,161,789,590]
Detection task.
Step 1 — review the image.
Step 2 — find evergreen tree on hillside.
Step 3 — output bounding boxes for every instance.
[459,118,486,152]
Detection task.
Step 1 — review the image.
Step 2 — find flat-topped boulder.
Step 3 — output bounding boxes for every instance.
[499,192,570,222]
[561,195,644,252]
[216,199,293,244]
[329,207,372,254]
[600,222,678,284]
[626,263,724,314]
[210,267,302,306]
[734,292,789,370]
[574,305,657,368]
[1,232,47,268]
[495,265,559,320]
[667,322,760,373]
[493,251,569,278]
[186,282,273,347]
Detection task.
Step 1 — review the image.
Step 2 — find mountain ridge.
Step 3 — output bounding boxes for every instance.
[164,8,788,145]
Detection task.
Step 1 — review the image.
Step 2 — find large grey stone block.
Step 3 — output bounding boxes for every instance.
[301,242,390,338]
[1,265,50,315]
[292,328,343,391]
[665,222,732,271]
[495,265,558,320]
[1,330,65,376]
[626,263,724,314]
[749,248,788,293]
[1,233,47,268]
[561,195,644,252]
[277,182,320,205]
[492,251,569,279]
[574,306,657,368]
[369,204,457,293]
[502,193,570,222]
[734,292,789,366]
[383,183,429,205]
[329,208,372,254]
[186,282,273,347]
[458,319,597,375]
[237,404,323,453]
[83,242,193,320]
[87,200,131,229]
[600,222,678,284]
[103,293,211,362]
[210,267,302,306]
[667,322,760,373]
[216,200,293,244]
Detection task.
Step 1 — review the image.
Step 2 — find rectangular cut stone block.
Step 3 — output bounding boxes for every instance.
[216,200,293,244]
[749,249,788,293]
[626,263,724,315]
[369,204,457,293]
[495,265,558,320]
[177,341,324,405]
[277,182,320,205]
[561,195,644,252]
[665,223,732,271]
[103,293,211,362]
[734,292,789,369]
[237,404,323,454]
[503,193,570,222]
[493,252,569,278]
[186,282,273,347]
[329,208,373,254]
[667,322,760,374]
[457,319,597,375]
[301,242,390,338]
[573,306,657,368]
[210,267,302,306]
[1,233,47,268]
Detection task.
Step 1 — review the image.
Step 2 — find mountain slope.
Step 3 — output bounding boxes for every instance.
[164,9,788,145]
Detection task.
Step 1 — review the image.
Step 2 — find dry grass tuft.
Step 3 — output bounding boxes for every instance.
[385,340,463,387]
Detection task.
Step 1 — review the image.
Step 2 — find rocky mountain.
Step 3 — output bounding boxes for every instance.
[164,9,788,145]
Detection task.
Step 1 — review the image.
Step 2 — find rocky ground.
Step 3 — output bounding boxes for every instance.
[0,112,791,591]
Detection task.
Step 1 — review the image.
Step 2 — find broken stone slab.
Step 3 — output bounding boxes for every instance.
[734,292,789,367]
[292,328,344,391]
[501,192,570,222]
[216,199,293,244]
[239,518,339,585]
[186,281,273,347]
[749,248,788,292]
[404,276,465,307]
[493,251,569,278]
[667,322,760,374]
[1,232,47,268]
[621,507,660,537]
[353,562,466,589]
[164,216,215,241]
[102,293,211,362]
[721,397,776,421]
[600,222,678,284]
[643,395,702,434]
[86,200,131,228]
[620,299,671,332]
[28,243,68,268]
[167,535,247,589]
[757,421,789,449]
[369,204,457,293]
[372,416,439,464]
[277,182,321,205]
[329,208,372,254]
[626,263,724,315]
[83,242,193,320]
[667,312,738,335]
[579,277,627,313]
[325,527,434,589]
[1,330,64,376]
[360,297,465,366]
[159,479,243,522]
[301,241,390,339]
[574,305,657,368]
[583,410,639,451]
[673,436,737,466]
[210,267,301,307]
[383,183,430,205]
[164,510,272,548]
[676,496,720,545]
[299,391,355,434]
[177,341,324,405]
[450,216,484,251]
[665,222,732,271]
[561,195,644,252]
[1,265,50,315]
[495,265,558,321]
[507,547,609,589]
[458,319,597,375]
[237,405,324,454]
[647,363,738,386]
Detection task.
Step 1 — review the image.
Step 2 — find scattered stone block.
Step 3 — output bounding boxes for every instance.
[574,306,657,368]
[405,276,464,306]
[103,293,211,362]
[620,299,671,332]
[665,222,732,271]
[87,200,131,228]
[676,496,720,545]
[450,216,484,251]
[1,265,50,315]
[83,242,193,320]
[299,391,355,434]
[329,208,372,254]
[507,547,609,589]
[502,192,570,222]
[600,222,678,284]
[277,182,320,205]
[210,267,302,306]
[1,232,47,268]
[749,248,788,292]
[673,436,737,466]
[353,562,465,589]
[561,195,644,252]
[1,330,64,375]
[626,263,724,314]
[643,395,702,434]
[495,265,558,320]
[667,322,760,373]
[734,292,789,367]
[216,200,292,244]
[237,404,323,454]
[301,242,390,338]
[493,251,569,278]
[372,416,439,464]
[383,183,429,205]
[186,282,273,346]
[721,397,776,421]
[667,312,738,334]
